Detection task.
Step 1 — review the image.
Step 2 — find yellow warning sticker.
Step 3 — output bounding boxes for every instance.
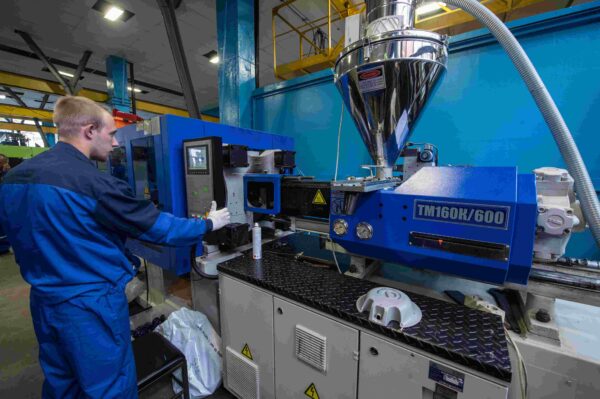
[312,189,327,205]
[241,343,253,360]
[304,383,320,399]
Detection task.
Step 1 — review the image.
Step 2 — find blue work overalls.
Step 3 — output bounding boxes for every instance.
[0,142,213,398]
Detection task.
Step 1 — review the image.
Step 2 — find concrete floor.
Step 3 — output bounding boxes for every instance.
[0,252,42,398]
[0,252,234,398]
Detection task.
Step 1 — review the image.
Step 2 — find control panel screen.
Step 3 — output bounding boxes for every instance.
[187,145,208,171]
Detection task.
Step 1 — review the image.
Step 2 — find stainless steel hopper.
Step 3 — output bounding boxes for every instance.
[334,0,448,178]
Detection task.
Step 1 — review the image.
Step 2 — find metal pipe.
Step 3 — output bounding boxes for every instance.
[33,117,50,147]
[2,86,27,108]
[273,9,278,78]
[530,268,600,291]
[556,257,600,270]
[15,30,74,95]
[365,0,417,33]
[156,0,201,119]
[418,0,600,248]
[71,50,92,92]
[39,94,50,110]
[255,0,260,88]
[328,0,332,53]
[129,62,137,115]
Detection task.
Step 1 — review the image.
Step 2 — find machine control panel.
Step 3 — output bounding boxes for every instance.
[183,137,226,218]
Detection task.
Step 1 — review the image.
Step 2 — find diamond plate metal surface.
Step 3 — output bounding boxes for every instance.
[218,241,512,382]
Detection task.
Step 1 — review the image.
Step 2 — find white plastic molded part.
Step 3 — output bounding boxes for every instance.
[356,287,422,328]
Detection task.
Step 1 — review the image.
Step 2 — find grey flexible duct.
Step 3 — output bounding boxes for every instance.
[416,0,600,247]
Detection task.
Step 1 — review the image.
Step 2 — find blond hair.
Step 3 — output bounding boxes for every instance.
[53,96,110,137]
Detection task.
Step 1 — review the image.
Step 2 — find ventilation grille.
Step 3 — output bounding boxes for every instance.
[226,346,260,399]
[295,325,327,372]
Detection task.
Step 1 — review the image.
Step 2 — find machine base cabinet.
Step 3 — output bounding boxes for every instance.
[358,332,508,399]
[220,275,509,399]
[274,297,359,399]
[220,275,275,399]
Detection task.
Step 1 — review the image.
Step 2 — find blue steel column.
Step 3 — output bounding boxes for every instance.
[105,55,131,112]
[216,0,255,128]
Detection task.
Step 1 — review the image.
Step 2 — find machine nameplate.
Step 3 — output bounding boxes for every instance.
[413,200,510,230]
[428,362,465,392]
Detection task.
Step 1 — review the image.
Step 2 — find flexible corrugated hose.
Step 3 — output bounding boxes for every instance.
[417,0,600,247]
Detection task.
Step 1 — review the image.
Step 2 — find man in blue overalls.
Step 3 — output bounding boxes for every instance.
[0,96,231,398]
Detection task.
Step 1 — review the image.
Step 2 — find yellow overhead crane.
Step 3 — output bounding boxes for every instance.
[272,0,573,80]
[0,121,57,134]
[0,70,219,131]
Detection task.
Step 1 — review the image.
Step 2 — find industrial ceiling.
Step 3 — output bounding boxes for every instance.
[0,0,594,117]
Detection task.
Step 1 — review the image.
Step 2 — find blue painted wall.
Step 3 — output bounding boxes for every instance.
[252,2,600,259]
[253,70,372,180]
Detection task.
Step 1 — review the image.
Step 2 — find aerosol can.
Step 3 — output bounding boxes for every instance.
[252,223,262,260]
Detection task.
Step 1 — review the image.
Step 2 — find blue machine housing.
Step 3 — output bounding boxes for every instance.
[112,115,294,275]
[330,167,538,285]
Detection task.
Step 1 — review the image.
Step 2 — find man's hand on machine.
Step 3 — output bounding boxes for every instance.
[208,201,231,231]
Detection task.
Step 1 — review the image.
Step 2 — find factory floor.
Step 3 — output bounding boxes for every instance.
[0,252,234,398]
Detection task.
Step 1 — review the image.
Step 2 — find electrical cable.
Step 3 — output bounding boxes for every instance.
[504,326,528,399]
[330,240,343,274]
[329,103,346,274]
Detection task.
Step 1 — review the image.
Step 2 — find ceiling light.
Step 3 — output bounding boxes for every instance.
[42,67,84,80]
[0,94,6,100]
[104,6,124,21]
[203,50,219,65]
[127,86,142,93]
[416,2,446,16]
[92,1,135,22]
[58,70,75,78]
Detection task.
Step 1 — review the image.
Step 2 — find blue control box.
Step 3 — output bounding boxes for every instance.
[111,115,294,275]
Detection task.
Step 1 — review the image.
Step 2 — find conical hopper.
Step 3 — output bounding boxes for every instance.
[334,30,448,176]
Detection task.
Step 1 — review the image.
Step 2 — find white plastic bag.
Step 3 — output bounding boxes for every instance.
[156,308,222,398]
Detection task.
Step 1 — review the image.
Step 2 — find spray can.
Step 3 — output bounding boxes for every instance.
[252,223,262,260]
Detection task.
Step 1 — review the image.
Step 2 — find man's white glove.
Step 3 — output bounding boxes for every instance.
[207,201,230,231]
